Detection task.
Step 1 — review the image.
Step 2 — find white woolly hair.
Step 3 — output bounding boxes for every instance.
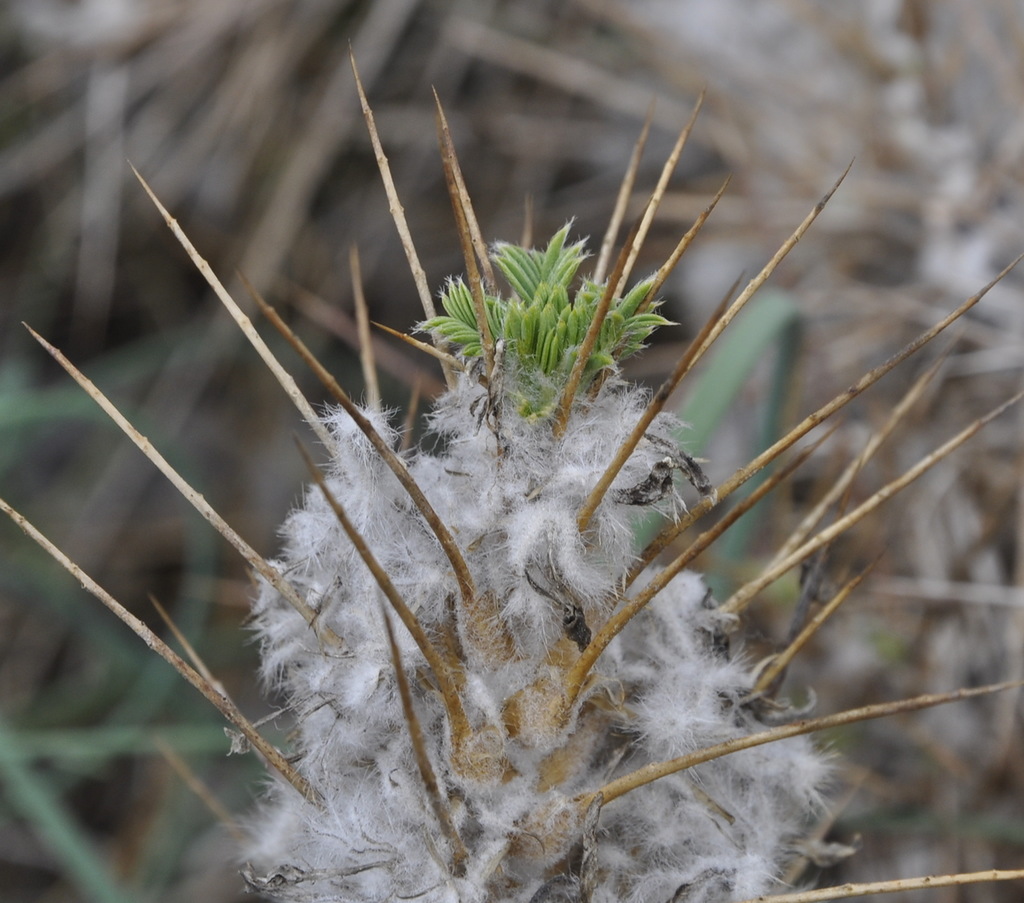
[245,368,829,903]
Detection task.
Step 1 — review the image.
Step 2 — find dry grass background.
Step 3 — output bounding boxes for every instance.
[1,1,1023,901]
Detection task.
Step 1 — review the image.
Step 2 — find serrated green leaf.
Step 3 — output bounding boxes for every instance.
[428,228,674,417]
[617,276,655,319]
[442,280,477,327]
[504,304,523,344]
[586,352,616,373]
[549,319,568,373]
[494,244,540,302]
[484,295,504,340]
[549,283,570,314]
[574,281,600,310]
[565,307,583,348]
[629,313,672,329]
[442,323,482,346]
[521,306,538,354]
[538,302,557,339]
[538,225,570,281]
[420,316,446,332]
[600,311,624,345]
[550,242,587,287]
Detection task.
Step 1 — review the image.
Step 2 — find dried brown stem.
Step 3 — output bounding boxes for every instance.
[590,680,1023,806]
[684,162,852,376]
[372,321,465,372]
[154,736,246,843]
[294,439,470,744]
[593,104,654,284]
[641,176,731,312]
[400,378,422,454]
[566,435,826,708]
[576,258,733,533]
[552,212,645,437]
[350,52,455,388]
[0,498,318,804]
[25,325,339,646]
[350,245,381,411]
[553,96,705,437]
[722,390,1024,615]
[292,286,447,398]
[631,253,1024,579]
[433,90,496,290]
[751,562,874,696]
[251,296,478,610]
[149,594,220,690]
[381,612,469,876]
[435,92,494,380]
[610,90,705,298]
[130,164,336,453]
[520,194,534,249]
[733,868,1024,902]
[770,352,945,566]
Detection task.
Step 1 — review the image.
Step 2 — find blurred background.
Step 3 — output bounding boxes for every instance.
[2,1,1023,900]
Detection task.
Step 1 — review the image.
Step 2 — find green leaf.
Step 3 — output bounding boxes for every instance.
[520,305,538,354]
[485,295,504,340]
[617,276,655,318]
[442,280,476,327]
[504,304,523,345]
[538,225,570,281]
[494,244,540,302]
[422,228,675,419]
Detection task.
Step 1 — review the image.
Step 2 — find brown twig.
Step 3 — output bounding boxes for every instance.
[294,438,470,745]
[130,164,336,453]
[24,325,340,647]
[607,90,705,299]
[350,52,455,388]
[350,245,381,411]
[631,252,1024,580]
[552,97,705,437]
[732,868,1024,902]
[565,433,829,709]
[400,378,422,454]
[721,390,1024,615]
[250,293,479,611]
[769,351,946,566]
[552,212,645,437]
[381,611,469,877]
[154,736,246,843]
[434,91,495,380]
[0,497,318,804]
[589,680,1024,806]
[641,175,731,312]
[520,194,534,249]
[751,561,875,696]
[372,321,465,372]
[433,90,496,290]
[576,262,734,533]
[290,286,448,398]
[593,103,654,284]
[149,594,221,690]
[684,162,852,376]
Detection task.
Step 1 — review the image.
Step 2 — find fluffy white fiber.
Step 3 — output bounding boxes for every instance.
[245,365,828,903]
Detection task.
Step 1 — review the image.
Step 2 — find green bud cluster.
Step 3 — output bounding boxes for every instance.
[422,225,671,419]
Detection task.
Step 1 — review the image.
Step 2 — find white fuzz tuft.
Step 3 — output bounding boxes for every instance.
[244,354,830,901]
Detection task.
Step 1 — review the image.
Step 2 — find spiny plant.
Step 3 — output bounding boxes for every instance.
[3,59,1024,903]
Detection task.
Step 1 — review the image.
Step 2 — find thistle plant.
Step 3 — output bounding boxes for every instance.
[4,61,1024,903]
